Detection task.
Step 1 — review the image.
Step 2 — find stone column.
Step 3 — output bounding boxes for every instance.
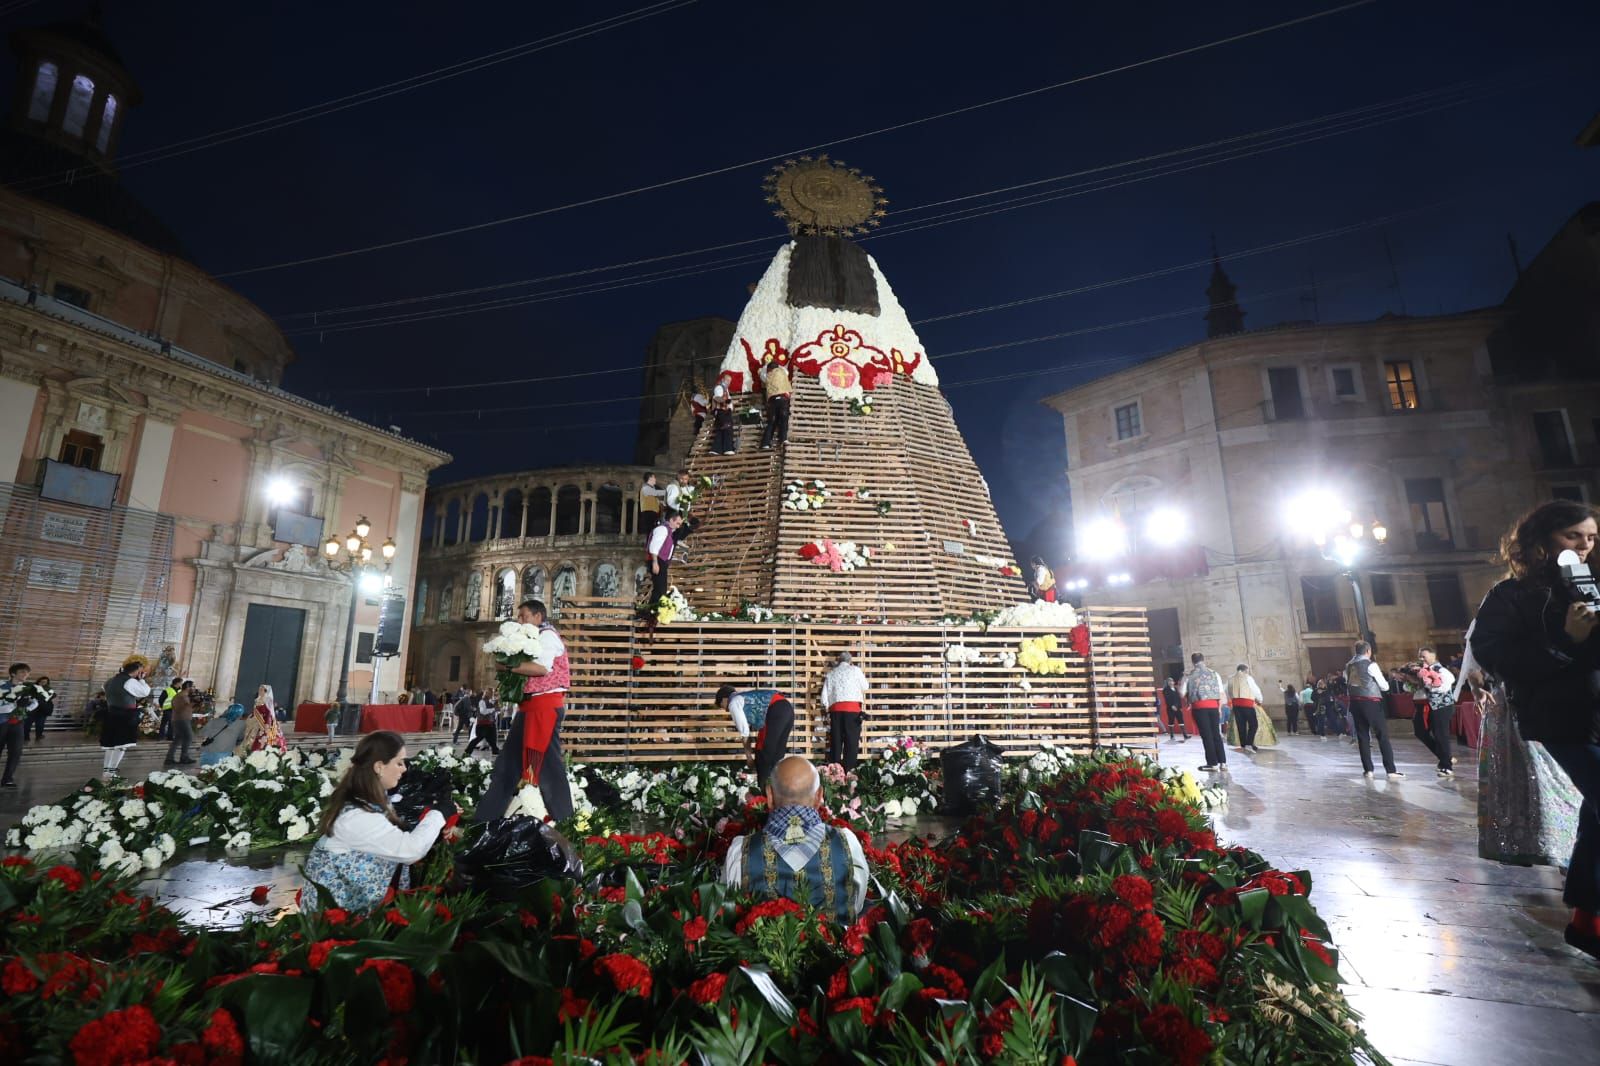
[547,493,557,539]
[456,499,468,544]
[518,493,529,538]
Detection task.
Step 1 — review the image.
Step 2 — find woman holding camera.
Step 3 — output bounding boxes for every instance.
[303,731,456,912]
[1470,500,1600,961]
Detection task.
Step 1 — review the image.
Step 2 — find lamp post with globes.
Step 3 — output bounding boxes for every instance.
[1288,490,1388,653]
[322,515,398,727]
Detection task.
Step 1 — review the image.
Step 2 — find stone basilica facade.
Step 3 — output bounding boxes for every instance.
[408,464,663,692]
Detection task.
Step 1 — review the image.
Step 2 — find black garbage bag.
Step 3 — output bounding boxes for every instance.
[576,771,623,811]
[390,767,455,827]
[940,734,1004,816]
[457,816,583,895]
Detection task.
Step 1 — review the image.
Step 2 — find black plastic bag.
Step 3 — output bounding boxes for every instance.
[577,772,623,811]
[457,816,583,895]
[390,767,454,826]
[940,734,1004,816]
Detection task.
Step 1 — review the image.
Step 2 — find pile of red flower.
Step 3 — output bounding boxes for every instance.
[0,752,1387,1065]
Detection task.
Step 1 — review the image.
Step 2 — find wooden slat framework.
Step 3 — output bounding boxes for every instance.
[557,598,1157,763]
[673,374,1027,618]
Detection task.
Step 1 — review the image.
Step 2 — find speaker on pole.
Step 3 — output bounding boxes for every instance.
[375,590,406,656]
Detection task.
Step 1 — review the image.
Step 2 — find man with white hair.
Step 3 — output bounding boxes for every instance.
[721,755,868,920]
[821,650,869,770]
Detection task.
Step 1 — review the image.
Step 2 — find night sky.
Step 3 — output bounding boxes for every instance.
[6,1,1597,560]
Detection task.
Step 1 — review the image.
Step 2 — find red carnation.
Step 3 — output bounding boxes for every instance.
[383,908,409,926]
[68,1003,160,1066]
[1112,874,1155,910]
[307,938,355,970]
[1167,956,1218,989]
[1,958,38,995]
[830,995,878,1027]
[356,958,416,1014]
[2,855,32,868]
[682,915,708,948]
[732,897,805,936]
[630,656,646,671]
[557,986,590,1023]
[594,953,653,998]
[323,907,349,925]
[904,917,935,960]
[688,971,727,1005]
[1139,1003,1213,1066]
[249,885,270,905]
[1299,928,1335,967]
[44,865,84,892]
[202,1008,245,1065]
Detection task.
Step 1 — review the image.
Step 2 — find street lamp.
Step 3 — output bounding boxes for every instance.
[322,516,398,729]
[1287,492,1387,652]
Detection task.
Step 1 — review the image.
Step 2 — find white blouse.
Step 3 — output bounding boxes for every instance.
[322,806,445,865]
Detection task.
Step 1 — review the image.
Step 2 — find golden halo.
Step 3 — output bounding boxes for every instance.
[762,156,888,237]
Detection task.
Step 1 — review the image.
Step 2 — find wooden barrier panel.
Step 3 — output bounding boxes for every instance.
[556,597,1157,763]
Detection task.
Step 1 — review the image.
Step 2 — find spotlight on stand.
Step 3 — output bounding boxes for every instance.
[1080,517,1128,560]
[1144,506,1189,547]
[265,476,296,506]
[1330,535,1362,568]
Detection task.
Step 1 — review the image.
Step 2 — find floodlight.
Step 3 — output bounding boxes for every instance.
[358,570,383,595]
[1080,517,1128,560]
[266,476,296,506]
[1144,506,1189,547]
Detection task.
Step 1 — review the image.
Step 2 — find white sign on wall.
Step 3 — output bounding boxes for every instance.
[40,512,90,546]
[27,557,82,591]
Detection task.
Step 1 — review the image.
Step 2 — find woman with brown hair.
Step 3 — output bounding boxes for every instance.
[302,731,455,912]
[1470,499,1600,961]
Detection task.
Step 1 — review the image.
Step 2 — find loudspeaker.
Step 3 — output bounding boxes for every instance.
[375,591,406,656]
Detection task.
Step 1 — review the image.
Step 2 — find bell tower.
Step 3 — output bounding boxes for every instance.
[9,9,141,170]
[1204,235,1247,338]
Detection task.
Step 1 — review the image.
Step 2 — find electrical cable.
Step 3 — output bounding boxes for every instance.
[278,72,1493,325]
[213,1,1381,279]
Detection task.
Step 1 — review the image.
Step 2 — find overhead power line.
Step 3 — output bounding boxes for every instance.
[280,72,1488,325]
[4,1,698,193]
[216,0,1380,278]
[291,77,1495,345]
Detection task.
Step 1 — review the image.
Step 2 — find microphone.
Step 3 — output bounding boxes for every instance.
[1557,550,1600,611]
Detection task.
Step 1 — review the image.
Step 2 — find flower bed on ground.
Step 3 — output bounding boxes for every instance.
[0,751,1382,1064]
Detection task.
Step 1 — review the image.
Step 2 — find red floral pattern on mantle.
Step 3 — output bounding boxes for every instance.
[730,325,925,399]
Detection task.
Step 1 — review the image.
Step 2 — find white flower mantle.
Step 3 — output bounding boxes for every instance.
[717,242,940,401]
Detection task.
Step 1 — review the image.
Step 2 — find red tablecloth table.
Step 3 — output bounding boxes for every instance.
[294,703,435,734]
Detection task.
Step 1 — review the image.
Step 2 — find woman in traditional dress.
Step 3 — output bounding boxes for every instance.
[237,684,287,755]
[303,731,454,912]
[1470,500,1600,961]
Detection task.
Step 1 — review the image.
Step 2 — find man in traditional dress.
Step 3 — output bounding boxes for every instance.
[646,510,685,603]
[1346,640,1403,780]
[1227,664,1265,753]
[638,473,666,532]
[721,755,868,921]
[821,651,869,771]
[760,363,792,450]
[1181,652,1229,774]
[717,683,795,786]
[476,599,574,823]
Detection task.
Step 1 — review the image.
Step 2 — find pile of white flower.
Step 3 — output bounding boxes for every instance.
[990,600,1081,629]
[941,644,1019,668]
[782,479,830,511]
[606,764,754,828]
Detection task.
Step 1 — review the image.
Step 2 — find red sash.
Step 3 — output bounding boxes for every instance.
[1191,699,1220,710]
[517,692,563,781]
[1231,698,1256,709]
[1042,588,1057,602]
[829,701,862,714]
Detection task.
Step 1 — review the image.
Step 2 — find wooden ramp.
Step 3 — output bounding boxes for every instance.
[558,598,1157,763]
[673,373,1026,619]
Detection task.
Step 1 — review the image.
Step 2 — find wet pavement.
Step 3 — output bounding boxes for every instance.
[6,729,1600,1064]
[1157,730,1600,1066]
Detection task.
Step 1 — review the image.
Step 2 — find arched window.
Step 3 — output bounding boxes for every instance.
[28,62,57,122]
[420,504,437,544]
[522,566,545,604]
[62,74,95,138]
[94,94,118,153]
[443,498,462,545]
[500,488,524,539]
[555,486,582,536]
[526,487,551,536]
[437,582,454,623]
[464,571,483,620]
[594,484,624,534]
[552,565,577,614]
[414,579,429,626]
[493,567,517,620]
[467,493,490,542]
[593,562,619,597]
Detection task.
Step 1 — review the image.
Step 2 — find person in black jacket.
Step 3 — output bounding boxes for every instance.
[1470,500,1600,961]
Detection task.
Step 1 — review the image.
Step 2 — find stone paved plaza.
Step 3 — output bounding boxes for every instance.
[3,729,1598,1065]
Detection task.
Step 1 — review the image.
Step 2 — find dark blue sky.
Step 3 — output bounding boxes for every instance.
[7,1,1597,558]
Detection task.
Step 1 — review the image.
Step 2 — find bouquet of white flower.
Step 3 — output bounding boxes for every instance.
[482,620,543,704]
